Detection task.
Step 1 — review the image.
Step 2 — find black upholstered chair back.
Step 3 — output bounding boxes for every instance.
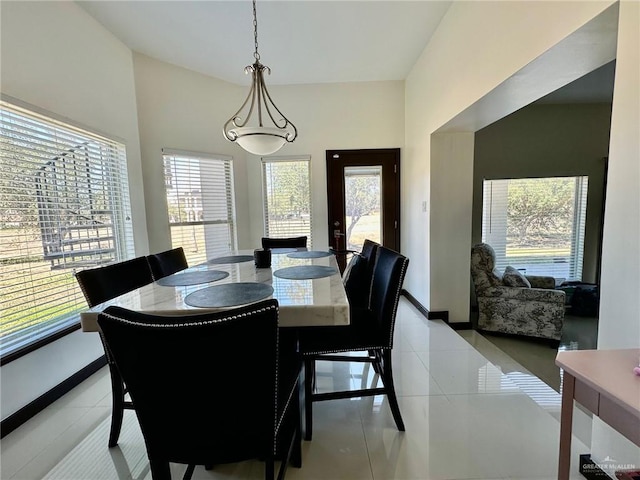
[74,256,154,449]
[261,236,307,249]
[360,239,379,263]
[343,239,380,308]
[75,257,154,307]
[368,246,409,346]
[299,245,409,441]
[147,247,188,280]
[97,300,280,475]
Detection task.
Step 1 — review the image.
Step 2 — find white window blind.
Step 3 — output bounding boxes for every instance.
[482,176,589,281]
[262,156,312,245]
[162,149,237,265]
[0,99,134,358]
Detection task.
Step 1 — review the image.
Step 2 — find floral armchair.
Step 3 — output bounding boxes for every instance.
[470,243,565,343]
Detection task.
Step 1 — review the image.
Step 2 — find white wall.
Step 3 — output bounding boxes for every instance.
[591,0,640,469]
[429,132,474,322]
[245,81,406,250]
[0,1,146,419]
[0,5,404,420]
[131,53,251,253]
[404,0,617,317]
[598,0,640,350]
[3,4,637,467]
[132,54,405,252]
[405,0,638,468]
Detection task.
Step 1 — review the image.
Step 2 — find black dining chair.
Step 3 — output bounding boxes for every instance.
[261,236,308,250]
[76,256,154,307]
[75,256,154,448]
[298,246,409,440]
[147,247,188,280]
[97,300,302,480]
[341,239,380,308]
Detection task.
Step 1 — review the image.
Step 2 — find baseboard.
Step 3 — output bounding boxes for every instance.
[478,328,560,348]
[401,289,471,329]
[1,356,107,438]
[579,453,614,479]
[400,289,429,318]
[427,310,449,321]
[445,320,473,330]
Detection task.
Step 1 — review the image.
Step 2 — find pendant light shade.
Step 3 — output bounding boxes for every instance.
[223,0,297,155]
[231,127,290,156]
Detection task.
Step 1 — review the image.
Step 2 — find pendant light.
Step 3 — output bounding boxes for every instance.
[223,0,297,156]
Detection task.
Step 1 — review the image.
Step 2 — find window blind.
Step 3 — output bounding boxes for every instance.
[262,156,312,245]
[0,100,133,358]
[482,176,588,281]
[162,149,237,265]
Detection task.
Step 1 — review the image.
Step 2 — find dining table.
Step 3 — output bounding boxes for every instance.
[80,248,350,332]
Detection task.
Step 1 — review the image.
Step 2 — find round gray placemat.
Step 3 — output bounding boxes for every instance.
[184,282,274,308]
[287,250,332,259]
[156,270,229,286]
[273,265,338,280]
[207,255,254,265]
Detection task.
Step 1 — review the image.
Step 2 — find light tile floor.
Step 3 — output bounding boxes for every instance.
[465,314,599,392]
[1,299,593,480]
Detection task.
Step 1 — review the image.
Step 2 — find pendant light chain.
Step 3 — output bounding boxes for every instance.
[223,0,298,154]
[253,0,260,62]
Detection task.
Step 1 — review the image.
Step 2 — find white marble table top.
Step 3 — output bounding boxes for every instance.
[80,250,349,331]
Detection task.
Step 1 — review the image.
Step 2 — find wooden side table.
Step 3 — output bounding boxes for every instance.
[556,349,640,480]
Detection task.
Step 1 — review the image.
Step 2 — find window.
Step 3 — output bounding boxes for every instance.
[344,166,382,251]
[482,176,588,281]
[262,156,312,245]
[162,149,237,265]
[0,99,134,360]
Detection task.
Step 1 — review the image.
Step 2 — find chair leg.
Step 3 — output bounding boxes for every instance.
[368,349,380,374]
[292,418,302,468]
[182,464,196,480]
[265,457,275,480]
[303,358,314,441]
[275,410,302,480]
[380,350,405,432]
[373,350,383,375]
[291,385,302,468]
[149,459,172,480]
[107,362,125,447]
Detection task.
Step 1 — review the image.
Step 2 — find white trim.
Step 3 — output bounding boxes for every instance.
[0,94,126,145]
[162,148,232,162]
[261,155,311,163]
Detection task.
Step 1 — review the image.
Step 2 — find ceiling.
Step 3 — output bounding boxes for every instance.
[77,1,452,86]
[77,1,614,101]
[535,60,615,104]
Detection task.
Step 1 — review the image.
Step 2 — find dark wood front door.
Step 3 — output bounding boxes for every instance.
[326,148,400,270]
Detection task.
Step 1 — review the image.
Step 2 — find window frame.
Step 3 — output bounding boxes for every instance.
[0,96,134,364]
[481,175,589,281]
[162,148,237,265]
[261,155,313,246]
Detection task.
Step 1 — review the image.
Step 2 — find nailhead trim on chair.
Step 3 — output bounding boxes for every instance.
[303,255,408,357]
[387,257,409,347]
[146,256,157,281]
[100,303,285,456]
[303,345,391,356]
[75,273,94,307]
[100,304,278,328]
